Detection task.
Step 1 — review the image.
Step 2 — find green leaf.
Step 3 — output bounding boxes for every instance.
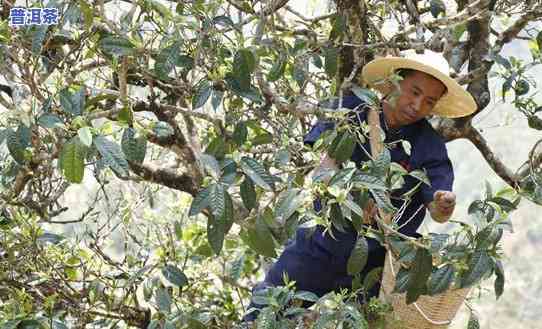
[162,265,188,288]
[192,80,212,109]
[329,203,348,232]
[373,148,391,174]
[59,136,86,183]
[329,14,346,41]
[212,15,235,28]
[207,215,225,255]
[274,149,290,167]
[6,127,29,164]
[364,267,383,291]
[294,291,319,302]
[429,233,449,253]
[155,43,181,79]
[537,31,542,53]
[59,86,85,116]
[430,0,446,18]
[292,57,307,88]
[211,89,223,112]
[467,312,480,329]
[78,0,94,30]
[267,53,287,82]
[494,260,504,299]
[502,76,513,101]
[121,128,147,164]
[78,127,93,147]
[209,183,226,218]
[228,253,245,281]
[233,121,248,146]
[313,313,334,329]
[494,54,511,70]
[200,153,221,179]
[31,25,48,56]
[243,215,276,258]
[174,221,183,240]
[100,36,136,56]
[153,121,174,138]
[351,173,387,190]
[93,136,129,177]
[252,132,273,146]
[312,54,323,69]
[461,250,492,288]
[351,86,379,107]
[240,157,274,190]
[409,169,431,186]
[343,197,364,219]
[528,115,542,130]
[370,189,396,214]
[329,131,355,163]
[257,307,277,329]
[323,46,338,78]
[515,79,530,96]
[37,232,65,245]
[468,200,484,215]
[148,0,172,19]
[0,129,6,146]
[17,319,44,329]
[206,136,225,160]
[240,177,257,211]
[38,114,64,129]
[451,23,467,41]
[1,320,21,329]
[275,188,303,222]
[52,320,69,329]
[220,190,234,223]
[155,287,171,313]
[406,248,433,304]
[224,73,263,102]
[347,236,369,276]
[428,265,454,295]
[393,268,410,293]
[329,167,356,187]
[176,54,194,69]
[234,49,256,90]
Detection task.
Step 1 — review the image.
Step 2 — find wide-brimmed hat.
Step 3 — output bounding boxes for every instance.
[361,50,477,118]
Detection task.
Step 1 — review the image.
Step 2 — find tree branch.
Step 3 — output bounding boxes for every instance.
[464,124,517,187]
[128,161,199,197]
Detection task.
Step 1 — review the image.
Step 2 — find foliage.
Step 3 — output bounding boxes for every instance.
[0,0,541,328]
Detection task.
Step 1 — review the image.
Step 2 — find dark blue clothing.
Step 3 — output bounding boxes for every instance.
[244,95,454,321]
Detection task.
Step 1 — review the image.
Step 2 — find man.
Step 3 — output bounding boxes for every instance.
[243,50,477,322]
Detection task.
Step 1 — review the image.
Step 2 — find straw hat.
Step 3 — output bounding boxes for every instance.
[361,50,477,118]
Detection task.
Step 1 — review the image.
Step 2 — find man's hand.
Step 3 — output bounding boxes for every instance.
[428,190,456,223]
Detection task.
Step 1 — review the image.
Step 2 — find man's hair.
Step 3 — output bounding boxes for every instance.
[395,68,448,94]
[396,68,417,79]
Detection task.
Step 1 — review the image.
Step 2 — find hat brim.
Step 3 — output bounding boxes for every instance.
[361,57,477,118]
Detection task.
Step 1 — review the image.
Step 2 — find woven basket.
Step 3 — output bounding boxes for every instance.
[379,252,470,329]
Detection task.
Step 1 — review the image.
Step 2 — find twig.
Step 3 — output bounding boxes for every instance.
[284,6,335,23]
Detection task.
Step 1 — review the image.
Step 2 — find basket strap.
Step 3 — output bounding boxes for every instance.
[386,253,452,325]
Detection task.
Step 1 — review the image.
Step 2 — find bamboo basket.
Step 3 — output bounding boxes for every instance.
[367,108,470,328]
[379,252,471,329]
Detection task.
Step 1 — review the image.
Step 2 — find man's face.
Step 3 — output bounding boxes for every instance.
[385,70,446,127]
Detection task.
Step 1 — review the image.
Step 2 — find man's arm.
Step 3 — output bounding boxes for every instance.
[426,190,456,223]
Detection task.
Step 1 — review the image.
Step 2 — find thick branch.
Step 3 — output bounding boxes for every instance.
[465,124,517,187]
[224,0,289,16]
[128,161,199,197]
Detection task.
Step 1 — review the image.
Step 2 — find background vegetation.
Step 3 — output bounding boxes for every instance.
[0,0,541,328]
